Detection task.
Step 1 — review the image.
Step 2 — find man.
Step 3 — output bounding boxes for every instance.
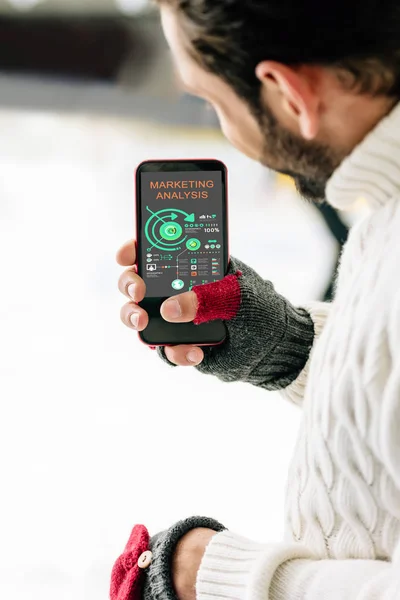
[114,1,400,599]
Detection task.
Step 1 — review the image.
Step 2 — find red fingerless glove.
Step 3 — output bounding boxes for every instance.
[192,272,242,325]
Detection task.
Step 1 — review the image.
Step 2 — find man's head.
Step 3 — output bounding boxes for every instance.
[157,0,399,201]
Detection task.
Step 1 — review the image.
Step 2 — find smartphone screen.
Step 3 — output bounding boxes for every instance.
[136,160,228,346]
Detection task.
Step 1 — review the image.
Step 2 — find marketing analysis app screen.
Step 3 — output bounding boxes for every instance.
[139,170,226,297]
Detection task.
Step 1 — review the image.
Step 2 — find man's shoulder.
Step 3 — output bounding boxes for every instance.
[335,196,400,293]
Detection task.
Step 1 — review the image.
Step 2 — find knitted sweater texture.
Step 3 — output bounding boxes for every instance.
[197,105,400,599]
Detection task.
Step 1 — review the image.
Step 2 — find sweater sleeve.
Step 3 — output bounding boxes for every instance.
[278,210,369,407]
[196,530,399,600]
[158,257,316,394]
[279,301,332,406]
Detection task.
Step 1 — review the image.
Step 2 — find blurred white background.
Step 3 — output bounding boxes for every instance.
[0,0,152,15]
[0,3,344,599]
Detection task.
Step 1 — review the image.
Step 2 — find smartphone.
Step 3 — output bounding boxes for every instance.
[136,159,229,346]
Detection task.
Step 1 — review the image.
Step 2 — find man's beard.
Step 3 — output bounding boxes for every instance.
[257,104,343,202]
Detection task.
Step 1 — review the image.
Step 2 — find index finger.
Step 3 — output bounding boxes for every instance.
[116,240,136,266]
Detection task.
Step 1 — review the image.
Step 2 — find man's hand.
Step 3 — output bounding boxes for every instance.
[117,239,204,366]
[172,528,217,600]
[118,239,315,391]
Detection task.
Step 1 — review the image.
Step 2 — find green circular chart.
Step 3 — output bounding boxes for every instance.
[160,222,183,241]
[186,238,201,251]
[145,207,195,251]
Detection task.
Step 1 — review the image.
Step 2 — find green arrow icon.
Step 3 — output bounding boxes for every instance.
[184,213,195,223]
[146,207,178,223]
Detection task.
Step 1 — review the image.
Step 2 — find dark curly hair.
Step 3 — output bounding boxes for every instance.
[157,0,400,109]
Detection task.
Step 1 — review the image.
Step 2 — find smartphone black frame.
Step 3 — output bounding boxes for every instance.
[136,159,229,347]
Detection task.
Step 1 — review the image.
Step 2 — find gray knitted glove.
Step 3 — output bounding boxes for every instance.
[159,257,315,391]
[110,516,226,600]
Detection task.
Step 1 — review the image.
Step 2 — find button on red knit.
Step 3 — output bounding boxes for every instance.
[110,525,150,600]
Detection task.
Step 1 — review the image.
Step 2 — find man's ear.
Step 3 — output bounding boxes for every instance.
[255,61,320,140]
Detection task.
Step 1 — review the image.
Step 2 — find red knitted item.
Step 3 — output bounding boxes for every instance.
[110,525,150,600]
[193,272,242,325]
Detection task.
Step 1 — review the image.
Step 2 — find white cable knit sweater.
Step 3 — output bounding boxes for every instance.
[196,104,400,599]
